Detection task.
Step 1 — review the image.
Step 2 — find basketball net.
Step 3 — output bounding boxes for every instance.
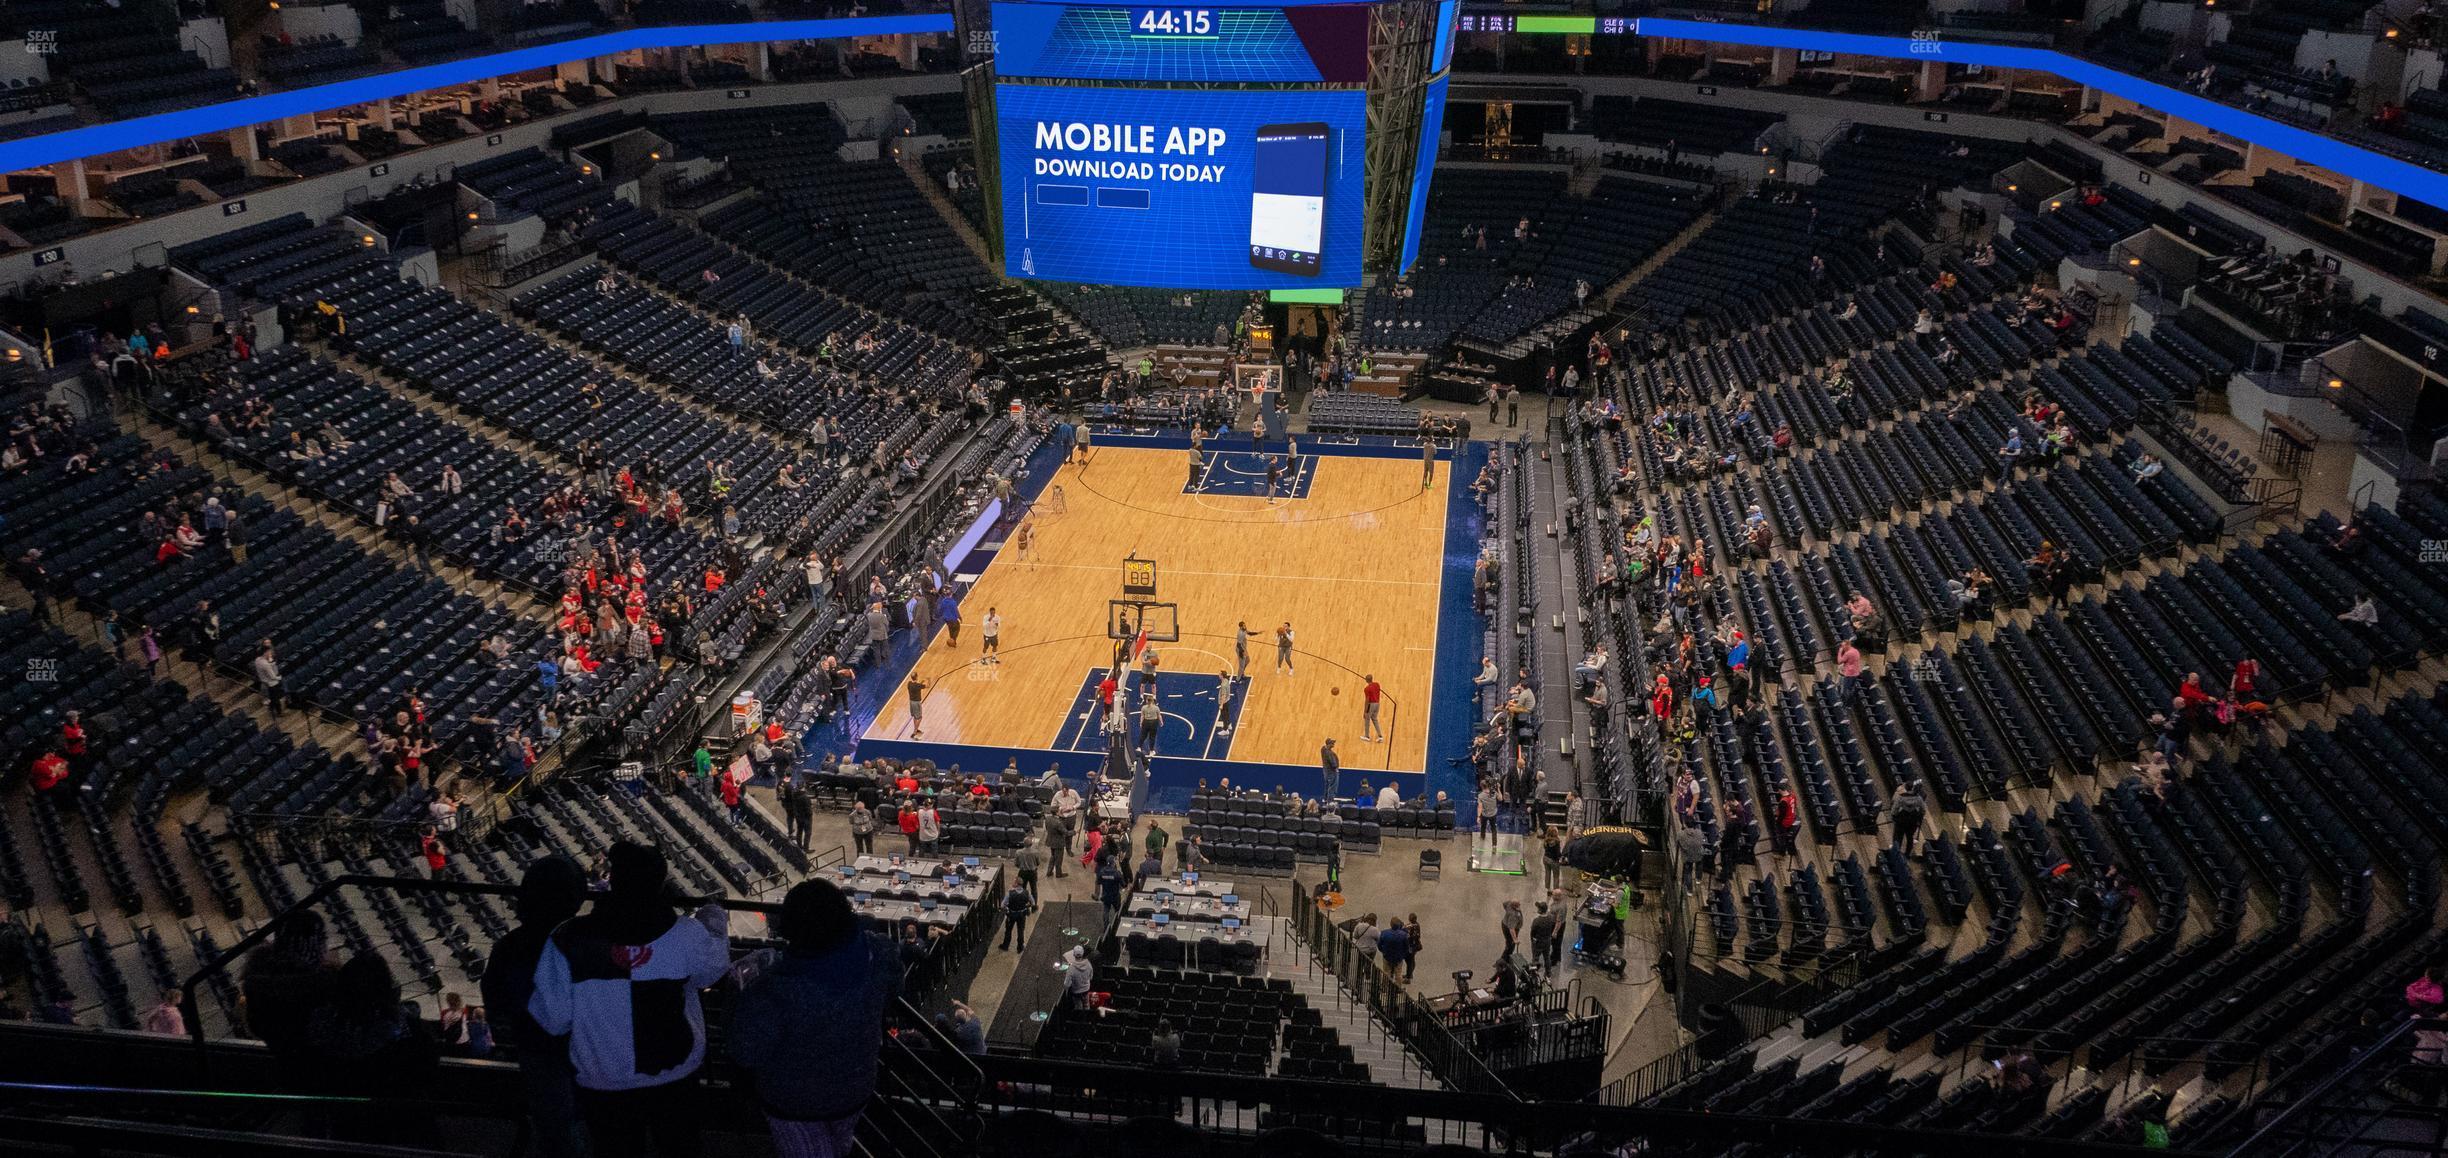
[1236,363,1280,407]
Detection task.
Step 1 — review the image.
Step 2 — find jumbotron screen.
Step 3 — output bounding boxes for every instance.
[997,85,1367,288]
[990,0,1391,289]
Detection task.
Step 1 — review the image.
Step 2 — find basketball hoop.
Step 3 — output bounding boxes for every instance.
[1236,363,1281,407]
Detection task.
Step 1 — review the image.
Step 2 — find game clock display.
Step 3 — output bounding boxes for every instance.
[1130,7,1215,34]
[990,0,1369,82]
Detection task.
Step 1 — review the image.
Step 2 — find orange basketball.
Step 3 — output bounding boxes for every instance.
[1330,686,1341,696]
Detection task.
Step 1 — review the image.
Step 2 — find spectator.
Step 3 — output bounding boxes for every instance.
[529,842,732,1158]
[480,854,589,1158]
[939,1000,986,1056]
[2338,592,2380,639]
[848,799,876,856]
[1379,917,1416,983]
[2408,960,2448,1091]
[463,1008,494,1058]
[729,879,900,1158]
[1674,815,1709,892]
[1528,903,1558,973]
[254,645,286,715]
[1151,1018,1183,1067]
[1836,640,1868,700]
[1891,779,1927,856]
[1059,945,1094,1009]
[242,911,340,1081]
[144,990,186,1037]
[302,953,440,1142]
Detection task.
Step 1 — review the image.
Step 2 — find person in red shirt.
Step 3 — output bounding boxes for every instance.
[897,799,922,854]
[2230,657,2259,699]
[1097,673,1119,730]
[59,711,86,762]
[420,827,448,877]
[1772,788,1800,856]
[2175,671,2217,726]
[29,751,68,792]
[1361,677,1384,743]
[720,770,744,824]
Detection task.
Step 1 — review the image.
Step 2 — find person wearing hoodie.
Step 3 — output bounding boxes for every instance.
[529,842,731,1158]
[481,854,590,1158]
[728,880,901,1158]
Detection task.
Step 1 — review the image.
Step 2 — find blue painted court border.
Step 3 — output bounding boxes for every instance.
[1427,439,1491,827]
[6,16,2447,214]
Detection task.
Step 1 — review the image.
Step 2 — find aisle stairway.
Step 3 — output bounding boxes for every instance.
[1265,917,1441,1090]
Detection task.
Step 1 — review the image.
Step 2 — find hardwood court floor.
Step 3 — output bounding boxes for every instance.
[864,445,1451,775]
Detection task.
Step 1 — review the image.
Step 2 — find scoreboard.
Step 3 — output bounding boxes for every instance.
[979,0,1453,290]
[991,2,1371,82]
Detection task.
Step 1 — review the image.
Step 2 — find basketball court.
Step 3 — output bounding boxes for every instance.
[858,432,1475,802]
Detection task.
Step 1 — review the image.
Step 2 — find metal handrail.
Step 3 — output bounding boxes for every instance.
[0,1112,465,1158]
[2220,1016,2432,1158]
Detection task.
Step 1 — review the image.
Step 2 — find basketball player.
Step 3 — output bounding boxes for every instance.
[906,676,929,739]
[1265,457,1283,505]
[1421,438,1436,488]
[1096,671,1119,732]
[1362,674,1383,742]
[1234,621,1251,679]
[1215,670,1234,731]
[1275,622,1295,676]
[1073,423,1091,464]
[1013,521,1034,563]
[981,607,1001,662]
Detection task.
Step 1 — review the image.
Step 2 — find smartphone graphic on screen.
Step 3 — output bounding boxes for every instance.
[1250,122,1329,276]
